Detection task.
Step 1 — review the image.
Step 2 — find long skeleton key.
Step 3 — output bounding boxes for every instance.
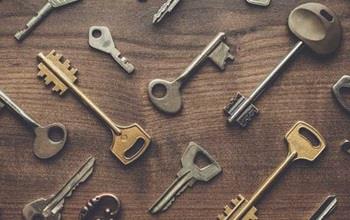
[246,0,271,7]
[309,195,337,220]
[0,89,67,159]
[149,142,222,214]
[89,26,135,74]
[153,0,181,24]
[224,2,342,127]
[22,156,95,220]
[37,50,151,165]
[15,0,81,41]
[148,32,234,114]
[217,121,326,220]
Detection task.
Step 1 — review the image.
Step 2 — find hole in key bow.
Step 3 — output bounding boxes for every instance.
[48,126,65,142]
[151,83,167,98]
[299,127,320,147]
[125,138,146,159]
[92,29,102,38]
[320,9,334,22]
[194,152,212,169]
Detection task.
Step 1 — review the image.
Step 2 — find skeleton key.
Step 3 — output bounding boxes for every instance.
[217,121,326,220]
[148,32,234,114]
[23,156,95,220]
[224,2,342,127]
[89,26,135,74]
[153,0,181,24]
[37,50,151,165]
[149,142,222,214]
[309,195,337,220]
[0,89,67,159]
[246,0,270,7]
[15,0,81,41]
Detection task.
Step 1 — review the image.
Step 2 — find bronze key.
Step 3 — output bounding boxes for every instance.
[217,121,326,220]
[37,50,151,165]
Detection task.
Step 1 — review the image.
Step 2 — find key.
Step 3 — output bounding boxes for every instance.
[22,156,95,220]
[37,50,151,165]
[153,0,181,24]
[149,142,222,214]
[148,32,234,114]
[15,0,81,41]
[89,26,135,74]
[224,2,342,127]
[217,121,326,220]
[309,195,337,220]
[332,75,350,113]
[341,139,350,154]
[0,89,67,159]
[246,0,271,7]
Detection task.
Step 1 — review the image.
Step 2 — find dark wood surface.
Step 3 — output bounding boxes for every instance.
[1,0,350,219]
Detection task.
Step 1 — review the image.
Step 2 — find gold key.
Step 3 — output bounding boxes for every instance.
[217,121,326,220]
[37,50,151,165]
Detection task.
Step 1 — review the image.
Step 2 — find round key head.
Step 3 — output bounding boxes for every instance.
[89,26,115,54]
[288,3,342,55]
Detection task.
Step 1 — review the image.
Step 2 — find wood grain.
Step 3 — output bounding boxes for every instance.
[1,0,350,219]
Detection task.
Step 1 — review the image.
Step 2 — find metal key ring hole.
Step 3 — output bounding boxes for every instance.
[151,83,168,99]
[92,29,102,38]
[124,138,146,159]
[48,126,65,142]
[320,9,334,22]
[299,127,321,147]
[194,152,212,169]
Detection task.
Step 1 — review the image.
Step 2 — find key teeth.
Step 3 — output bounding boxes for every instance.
[217,195,258,220]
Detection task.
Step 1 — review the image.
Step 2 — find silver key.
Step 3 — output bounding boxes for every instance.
[153,0,181,24]
[0,89,67,159]
[309,195,337,220]
[246,0,271,7]
[89,26,135,74]
[15,0,81,41]
[148,32,234,114]
[149,142,222,214]
[22,157,95,220]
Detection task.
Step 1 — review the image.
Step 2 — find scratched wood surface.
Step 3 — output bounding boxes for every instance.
[0,0,350,219]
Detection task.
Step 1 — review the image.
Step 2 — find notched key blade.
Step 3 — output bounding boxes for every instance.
[49,0,81,8]
[217,195,258,220]
[209,42,234,70]
[153,0,181,24]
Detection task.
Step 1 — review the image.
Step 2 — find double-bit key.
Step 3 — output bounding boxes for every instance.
[217,121,326,220]
[37,50,151,165]
[224,3,342,127]
[148,32,234,114]
[0,89,67,159]
[149,142,222,214]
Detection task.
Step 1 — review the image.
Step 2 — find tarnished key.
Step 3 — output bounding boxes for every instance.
[0,89,67,159]
[89,26,135,74]
[246,0,271,7]
[309,195,337,220]
[217,121,326,220]
[148,32,234,114]
[23,157,95,220]
[153,0,181,24]
[224,3,342,127]
[149,142,222,214]
[37,50,151,165]
[15,0,81,41]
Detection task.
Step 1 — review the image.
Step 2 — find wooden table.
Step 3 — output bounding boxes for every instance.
[1,0,350,219]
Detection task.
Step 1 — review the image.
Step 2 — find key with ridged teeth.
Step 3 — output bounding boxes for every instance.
[217,121,326,220]
[37,50,152,165]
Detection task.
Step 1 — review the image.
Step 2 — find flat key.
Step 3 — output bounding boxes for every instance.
[0,89,67,159]
[153,0,181,24]
[23,157,95,220]
[309,195,337,220]
[15,0,81,41]
[148,32,234,114]
[217,121,326,220]
[224,3,342,127]
[246,0,271,7]
[89,26,135,74]
[149,142,222,214]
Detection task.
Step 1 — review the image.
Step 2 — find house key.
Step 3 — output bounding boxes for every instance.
[0,89,67,159]
[148,32,234,114]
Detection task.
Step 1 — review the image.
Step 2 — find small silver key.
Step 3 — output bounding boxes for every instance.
[309,195,337,220]
[149,142,222,214]
[246,0,271,7]
[153,0,181,24]
[22,157,95,220]
[148,32,234,114]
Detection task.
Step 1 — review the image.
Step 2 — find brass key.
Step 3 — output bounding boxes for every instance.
[37,50,151,165]
[217,121,326,220]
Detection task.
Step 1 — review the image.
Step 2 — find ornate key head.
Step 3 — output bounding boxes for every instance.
[23,197,61,220]
[332,75,350,113]
[79,193,120,220]
[285,121,326,162]
[217,195,258,220]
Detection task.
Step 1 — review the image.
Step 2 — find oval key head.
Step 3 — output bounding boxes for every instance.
[23,197,61,220]
[33,123,67,159]
[285,121,326,162]
[288,2,342,55]
[89,26,115,54]
[148,79,182,114]
[332,75,350,113]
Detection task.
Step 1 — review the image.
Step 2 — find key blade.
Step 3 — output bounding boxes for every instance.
[217,195,258,220]
[153,0,181,24]
[110,48,135,74]
[310,195,337,220]
[49,0,81,7]
[208,42,234,70]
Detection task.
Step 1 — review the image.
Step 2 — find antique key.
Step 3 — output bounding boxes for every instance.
[153,0,181,24]
[15,0,81,41]
[89,26,135,74]
[149,142,222,214]
[148,32,234,114]
[246,0,270,7]
[0,89,67,159]
[37,50,151,165]
[217,121,326,220]
[309,195,337,220]
[23,156,95,220]
[224,2,342,127]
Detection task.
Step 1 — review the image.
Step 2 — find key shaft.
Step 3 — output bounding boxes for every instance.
[309,195,337,220]
[110,47,135,74]
[153,0,181,24]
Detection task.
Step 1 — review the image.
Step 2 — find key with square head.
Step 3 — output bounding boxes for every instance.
[153,0,181,24]
[89,26,135,74]
[0,89,67,159]
[309,195,337,220]
[148,32,234,114]
[217,121,326,220]
[15,0,81,41]
[224,2,342,127]
[23,156,95,220]
[246,0,271,7]
[37,50,151,165]
[149,142,222,214]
